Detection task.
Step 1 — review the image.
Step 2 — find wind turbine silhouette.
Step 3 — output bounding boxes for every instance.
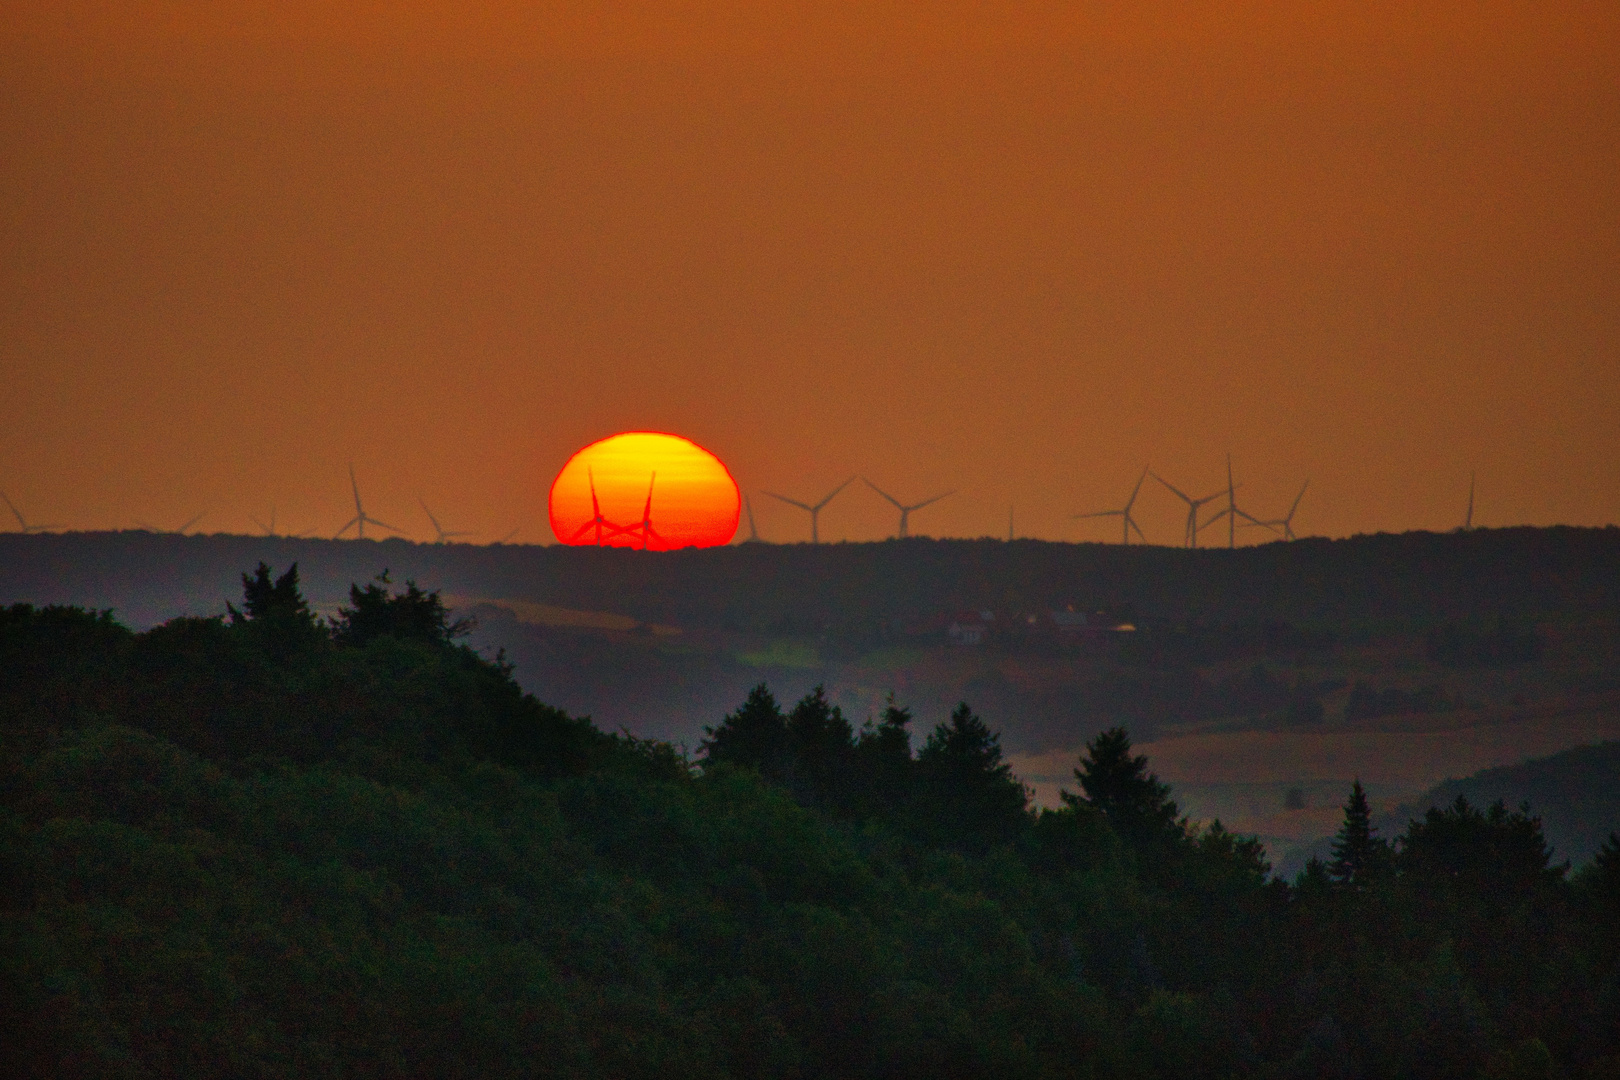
[862,478,953,539]
[497,526,522,544]
[630,473,664,550]
[250,506,310,539]
[418,498,474,545]
[1242,480,1309,541]
[1,491,64,533]
[567,468,632,546]
[334,465,402,540]
[1199,455,1269,548]
[1153,472,1226,548]
[137,511,206,535]
[763,476,855,544]
[1076,468,1149,545]
[740,495,761,543]
[1463,472,1476,531]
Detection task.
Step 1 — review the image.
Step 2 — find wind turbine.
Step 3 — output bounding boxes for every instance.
[630,472,664,550]
[418,498,474,545]
[1463,472,1475,531]
[566,468,632,546]
[249,506,310,539]
[863,478,953,539]
[136,511,206,535]
[0,491,64,533]
[1241,480,1309,541]
[1199,455,1269,548]
[1153,472,1226,549]
[334,465,403,540]
[762,476,855,544]
[1076,468,1149,545]
[740,495,761,543]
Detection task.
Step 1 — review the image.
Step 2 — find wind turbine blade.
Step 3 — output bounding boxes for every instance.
[250,516,271,534]
[335,516,360,539]
[1152,473,1194,504]
[762,491,813,512]
[178,513,205,534]
[907,490,954,511]
[568,520,597,543]
[364,516,402,533]
[418,498,444,534]
[349,464,363,515]
[499,526,521,543]
[0,491,26,529]
[588,468,602,520]
[1075,510,1124,519]
[814,476,856,511]
[1288,480,1310,519]
[643,472,656,520]
[862,477,903,509]
[1128,517,1148,542]
[1125,468,1150,511]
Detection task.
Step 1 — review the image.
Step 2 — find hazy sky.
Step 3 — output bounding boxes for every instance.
[4,1,1617,544]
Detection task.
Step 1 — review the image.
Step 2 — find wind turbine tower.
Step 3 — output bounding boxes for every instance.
[741,495,760,543]
[1244,481,1309,541]
[763,476,854,544]
[1464,472,1475,531]
[1076,468,1149,545]
[0,491,64,534]
[250,507,310,539]
[566,468,632,546]
[1153,472,1226,549]
[418,499,474,545]
[1199,454,1269,548]
[632,472,664,550]
[334,465,402,540]
[862,478,953,539]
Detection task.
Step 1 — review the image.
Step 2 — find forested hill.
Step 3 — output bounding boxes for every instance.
[4,567,1620,1077]
[3,525,1618,630]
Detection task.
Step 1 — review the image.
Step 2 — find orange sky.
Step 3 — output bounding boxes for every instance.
[3,2,1617,545]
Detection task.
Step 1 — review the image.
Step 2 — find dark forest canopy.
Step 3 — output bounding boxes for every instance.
[3,566,1619,1078]
[2,525,1618,631]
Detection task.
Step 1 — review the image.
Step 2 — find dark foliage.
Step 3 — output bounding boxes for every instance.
[3,566,1618,1078]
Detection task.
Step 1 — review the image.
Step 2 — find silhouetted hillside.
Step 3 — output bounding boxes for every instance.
[1413,741,1620,866]
[3,525,1618,632]
[4,569,1619,1078]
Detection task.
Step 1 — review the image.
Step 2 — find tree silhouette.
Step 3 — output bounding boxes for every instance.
[1066,727,1182,849]
[330,570,472,648]
[1328,780,1389,887]
[700,683,790,782]
[915,701,1029,850]
[227,562,327,660]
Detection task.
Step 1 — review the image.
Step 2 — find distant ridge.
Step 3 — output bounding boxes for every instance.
[2,525,1617,632]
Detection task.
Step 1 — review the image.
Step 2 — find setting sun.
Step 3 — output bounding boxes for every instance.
[549,432,739,550]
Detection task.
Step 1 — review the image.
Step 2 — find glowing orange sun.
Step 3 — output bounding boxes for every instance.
[549,432,739,550]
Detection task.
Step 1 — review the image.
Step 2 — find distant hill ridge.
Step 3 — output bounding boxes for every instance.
[1279,740,1620,877]
[2,525,1617,631]
[1407,741,1620,866]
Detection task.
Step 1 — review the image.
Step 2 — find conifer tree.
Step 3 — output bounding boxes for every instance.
[1328,779,1388,886]
[1066,727,1182,849]
[227,562,327,659]
[916,702,1030,849]
[700,683,791,782]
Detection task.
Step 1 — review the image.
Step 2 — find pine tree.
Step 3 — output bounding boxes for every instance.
[227,562,327,660]
[700,683,790,782]
[1066,727,1182,849]
[1328,779,1388,887]
[915,701,1030,850]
